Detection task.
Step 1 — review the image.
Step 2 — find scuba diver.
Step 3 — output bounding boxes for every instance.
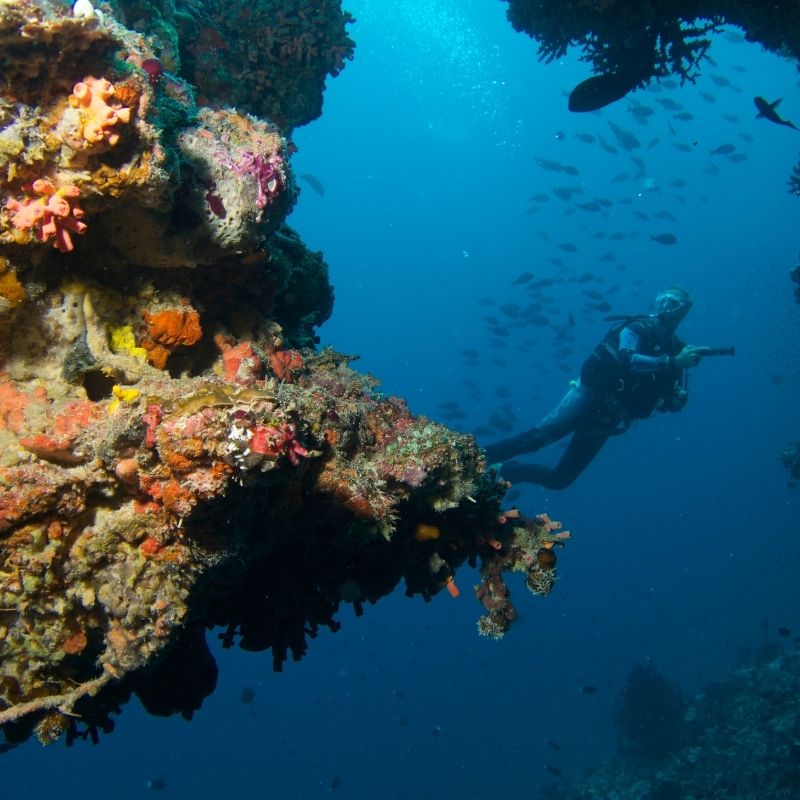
[484,287,710,490]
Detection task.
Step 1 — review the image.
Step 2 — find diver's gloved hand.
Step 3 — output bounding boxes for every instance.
[673,345,704,369]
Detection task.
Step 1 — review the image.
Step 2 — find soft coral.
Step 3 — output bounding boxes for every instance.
[6,179,88,252]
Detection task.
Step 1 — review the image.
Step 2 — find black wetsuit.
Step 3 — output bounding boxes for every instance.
[484,316,686,489]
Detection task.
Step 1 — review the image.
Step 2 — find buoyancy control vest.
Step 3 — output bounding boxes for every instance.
[580,317,685,419]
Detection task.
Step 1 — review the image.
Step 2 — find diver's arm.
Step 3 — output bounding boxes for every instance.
[618,327,671,373]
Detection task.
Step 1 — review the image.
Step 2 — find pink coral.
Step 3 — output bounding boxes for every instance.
[142,404,163,448]
[68,76,132,147]
[229,151,284,208]
[249,422,308,466]
[6,179,88,252]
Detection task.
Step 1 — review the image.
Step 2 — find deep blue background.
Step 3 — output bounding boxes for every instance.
[6,0,800,796]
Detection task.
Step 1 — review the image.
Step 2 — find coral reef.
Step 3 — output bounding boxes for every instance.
[475,511,570,639]
[501,1,800,94]
[542,647,800,800]
[0,0,567,748]
[108,0,356,132]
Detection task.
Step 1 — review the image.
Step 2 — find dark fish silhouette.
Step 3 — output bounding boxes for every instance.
[580,684,598,694]
[656,97,682,111]
[299,173,326,195]
[512,271,535,285]
[629,104,654,119]
[777,626,791,638]
[568,72,642,112]
[651,233,678,245]
[147,778,168,791]
[547,739,562,751]
[545,764,563,777]
[711,143,736,155]
[240,686,256,704]
[536,157,579,174]
[500,302,522,317]
[553,186,582,201]
[754,97,799,131]
[609,121,640,151]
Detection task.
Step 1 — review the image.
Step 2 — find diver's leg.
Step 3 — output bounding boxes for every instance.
[484,385,593,463]
[503,429,608,489]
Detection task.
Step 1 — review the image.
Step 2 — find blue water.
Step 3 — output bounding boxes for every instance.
[6,0,800,796]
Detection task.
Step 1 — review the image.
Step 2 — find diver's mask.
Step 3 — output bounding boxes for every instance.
[654,289,691,324]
